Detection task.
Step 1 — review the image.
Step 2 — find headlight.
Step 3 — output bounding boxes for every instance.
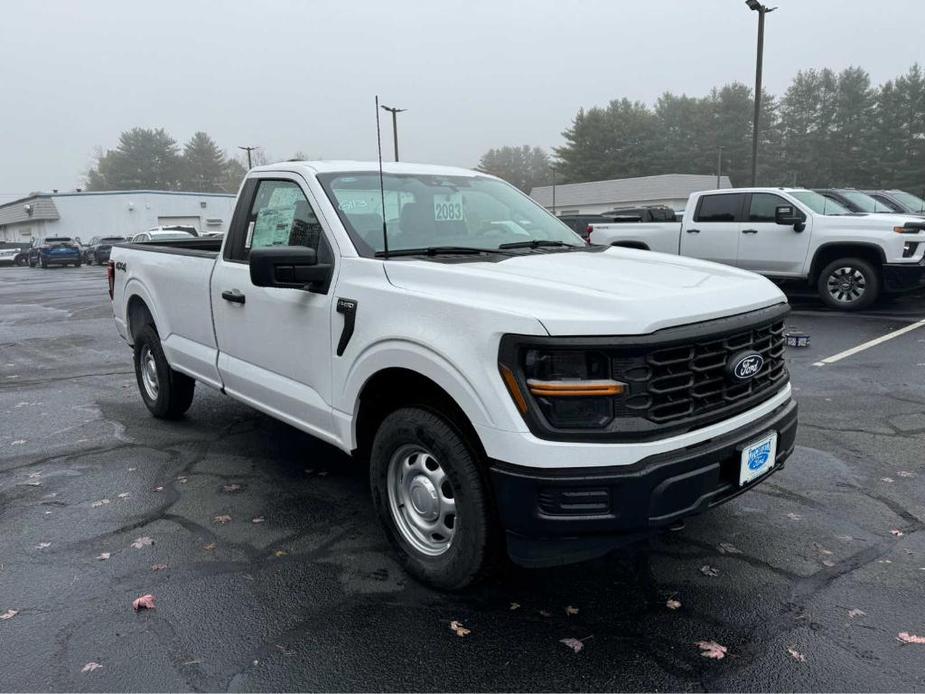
[500,348,625,430]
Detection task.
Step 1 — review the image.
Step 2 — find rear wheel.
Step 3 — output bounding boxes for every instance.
[15,255,27,267]
[133,325,195,419]
[370,407,497,590]
[40,258,47,269]
[817,257,879,311]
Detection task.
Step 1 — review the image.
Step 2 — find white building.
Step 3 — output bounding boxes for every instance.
[530,173,732,215]
[0,190,237,243]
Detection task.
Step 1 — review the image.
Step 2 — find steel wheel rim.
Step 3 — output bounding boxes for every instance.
[386,444,457,556]
[140,345,159,400]
[826,266,866,303]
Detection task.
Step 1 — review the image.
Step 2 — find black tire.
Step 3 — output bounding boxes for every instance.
[816,257,880,311]
[85,256,93,266]
[132,325,195,419]
[75,260,82,268]
[369,407,497,590]
[15,255,27,267]
[40,258,47,269]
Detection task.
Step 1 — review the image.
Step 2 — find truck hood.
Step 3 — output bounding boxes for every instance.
[383,247,787,335]
[827,213,925,229]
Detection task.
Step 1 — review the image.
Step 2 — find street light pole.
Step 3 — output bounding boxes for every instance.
[380,105,406,161]
[716,146,724,188]
[746,0,776,187]
[551,165,557,215]
[237,145,260,169]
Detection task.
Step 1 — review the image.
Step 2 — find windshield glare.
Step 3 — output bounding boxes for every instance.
[839,190,888,213]
[791,190,850,215]
[318,172,583,256]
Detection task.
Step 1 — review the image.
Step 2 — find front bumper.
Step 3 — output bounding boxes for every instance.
[883,261,925,293]
[490,398,798,567]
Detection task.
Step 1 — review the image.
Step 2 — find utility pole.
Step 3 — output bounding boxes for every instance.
[551,165,557,215]
[379,105,406,161]
[746,0,776,187]
[237,145,260,169]
[716,146,724,188]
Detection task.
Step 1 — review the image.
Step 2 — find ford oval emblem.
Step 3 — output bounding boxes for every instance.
[728,351,764,381]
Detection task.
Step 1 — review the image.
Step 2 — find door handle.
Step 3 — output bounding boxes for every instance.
[221,289,246,304]
[686,228,700,234]
[742,228,758,234]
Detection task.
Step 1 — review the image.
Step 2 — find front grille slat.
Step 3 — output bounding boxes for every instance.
[629,319,787,427]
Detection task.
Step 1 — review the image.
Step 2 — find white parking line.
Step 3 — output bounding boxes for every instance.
[812,317,925,366]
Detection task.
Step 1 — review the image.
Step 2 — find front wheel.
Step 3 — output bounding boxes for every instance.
[133,325,196,419]
[15,255,27,267]
[817,257,880,311]
[370,407,497,590]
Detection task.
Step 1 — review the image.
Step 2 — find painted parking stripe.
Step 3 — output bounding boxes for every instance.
[812,317,925,366]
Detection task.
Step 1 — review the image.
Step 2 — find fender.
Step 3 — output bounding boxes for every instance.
[338,338,499,450]
[123,276,165,344]
[807,241,887,279]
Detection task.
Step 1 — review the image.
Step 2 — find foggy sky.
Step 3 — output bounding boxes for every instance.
[2,0,923,199]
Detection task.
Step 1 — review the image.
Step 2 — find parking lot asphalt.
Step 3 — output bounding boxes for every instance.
[1,264,924,692]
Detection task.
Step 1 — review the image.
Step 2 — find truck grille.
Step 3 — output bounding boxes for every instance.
[620,318,787,425]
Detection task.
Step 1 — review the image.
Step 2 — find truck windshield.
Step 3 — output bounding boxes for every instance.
[888,190,925,213]
[790,191,850,215]
[317,172,583,257]
[838,191,890,213]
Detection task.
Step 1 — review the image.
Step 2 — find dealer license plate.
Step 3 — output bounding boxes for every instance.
[739,432,777,486]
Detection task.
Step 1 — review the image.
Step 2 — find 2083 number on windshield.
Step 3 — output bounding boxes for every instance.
[433,193,465,221]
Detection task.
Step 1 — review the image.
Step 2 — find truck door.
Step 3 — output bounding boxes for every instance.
[736,192,812,276]
[211,175,337,441]
[680,193,745,266]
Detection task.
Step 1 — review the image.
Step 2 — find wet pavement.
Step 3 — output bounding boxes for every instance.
[1,264,924,691]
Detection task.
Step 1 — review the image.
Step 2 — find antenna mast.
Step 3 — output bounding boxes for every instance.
[375,95,390,259]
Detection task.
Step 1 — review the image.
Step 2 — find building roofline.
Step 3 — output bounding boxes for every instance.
[0,189,235,212]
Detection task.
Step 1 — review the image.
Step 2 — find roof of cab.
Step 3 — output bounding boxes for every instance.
[250,160,485,178]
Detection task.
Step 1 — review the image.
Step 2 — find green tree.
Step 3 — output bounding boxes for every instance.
[477,145,551,192]
[181,131,226,191]
[221,158,248,194]
[86,128,182,190]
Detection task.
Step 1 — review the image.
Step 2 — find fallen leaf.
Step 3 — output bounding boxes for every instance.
[835,535,854,542]
[90,499,111,508]
[821,559,835,567]
[222,483,242,493]
[318,471,329,477]
[565,605,579,616]
[718,542,741,554]
[153,486,164,492]
[117,492,130,499]
[203,543,217,551]
[132,594,155,611]
[898,471,915,478]
[0,609,18,620]
[666,598,682,610]
[127,467,137,472]
[304,468,315,475]
[151,563,168,571]
[878,559,893,564]
[273,549,287,558]
[213,514,232,525]
[177,476,188,484]
[11,440,26,446]
[538,609,551,617]
[131,536,153,549]
[786,512,802,521]
[81,662,102,673]
[695,640,728,659]
[787,646,806,662]
[560,637,584,653]
[700,565,720,577]
[449,620,471,637]
[25,481,42,486]
[96,552,111,561]
[848,608,866,618]
[891,528,905,537]
[881,477,895,483]
[897,632,925,644]
[275,644,293,655]
[36,542,51,549]
[251,516,265,524]
[510,602,520,610]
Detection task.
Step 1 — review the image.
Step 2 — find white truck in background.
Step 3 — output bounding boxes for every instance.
[590,188,925,310]
[109,161,797,589]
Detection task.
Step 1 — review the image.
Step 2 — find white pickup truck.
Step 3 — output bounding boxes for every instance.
[590,188,925,310]
[109,161,797,589]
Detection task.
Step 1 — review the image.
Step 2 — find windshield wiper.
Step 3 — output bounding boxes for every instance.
[374,246,511,258]
[498,239,574,249]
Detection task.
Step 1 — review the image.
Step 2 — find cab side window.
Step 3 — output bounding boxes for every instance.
[694,194,744,222]
[241,179,331,262]
[748,193,796,223]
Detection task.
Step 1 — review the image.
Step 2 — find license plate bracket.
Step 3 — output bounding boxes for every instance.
[739,431,777,486]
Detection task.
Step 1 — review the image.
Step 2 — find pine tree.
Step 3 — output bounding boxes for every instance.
[181,132,226,192]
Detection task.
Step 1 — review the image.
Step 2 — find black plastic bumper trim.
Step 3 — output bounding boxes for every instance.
[883,262,925,293]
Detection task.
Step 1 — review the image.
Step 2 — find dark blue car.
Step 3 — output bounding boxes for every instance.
[29,237,82,268]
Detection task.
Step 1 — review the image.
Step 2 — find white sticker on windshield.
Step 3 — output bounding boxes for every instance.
[433,192,464,222]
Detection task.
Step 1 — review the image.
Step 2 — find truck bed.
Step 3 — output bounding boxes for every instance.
[122,237,223,258]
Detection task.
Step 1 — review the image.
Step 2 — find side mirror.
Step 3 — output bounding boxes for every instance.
[249,246,332,294]
[775,205,805,232]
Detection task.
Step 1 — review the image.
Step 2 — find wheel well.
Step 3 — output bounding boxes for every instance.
[354,368,485,462]
[127,295,156,340]
[810,244,884,283]
[611,241,650,251]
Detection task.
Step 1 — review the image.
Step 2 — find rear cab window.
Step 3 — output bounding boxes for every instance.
[694,194,745,222]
